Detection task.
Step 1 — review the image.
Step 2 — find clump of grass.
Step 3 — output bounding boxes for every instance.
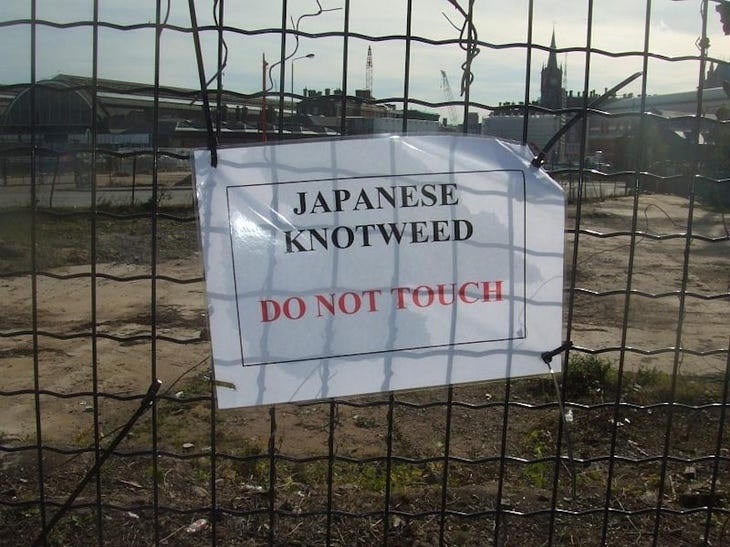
[625,367,720,404]
[558,357,719,405]
[527,354,616,401]
[562,354,616,400]
[516,355,616,402]
[227,440,268,484]
[328,461,426,495]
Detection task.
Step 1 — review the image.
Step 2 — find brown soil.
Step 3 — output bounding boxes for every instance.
[0,194,728,546]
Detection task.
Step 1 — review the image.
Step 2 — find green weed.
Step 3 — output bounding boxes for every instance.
[522,428,552,489]
[563,355,615,399]
[330,461,425,494]
[627,367,717,404]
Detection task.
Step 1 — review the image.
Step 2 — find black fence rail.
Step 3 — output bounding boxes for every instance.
[1,1,729,545]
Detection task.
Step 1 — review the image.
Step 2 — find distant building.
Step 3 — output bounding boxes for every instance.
[0,74,276,150]
[540,30,565,111]
[298,88,387,119]
[297,87,440,134]
[483,32,569,165]
[462,112,481,134]
[482,34,730,170]
[483,114,561,151]
[0,75,446,154]
[348,116,439,135]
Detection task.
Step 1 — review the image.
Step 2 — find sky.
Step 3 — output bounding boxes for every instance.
[2,0,729,116]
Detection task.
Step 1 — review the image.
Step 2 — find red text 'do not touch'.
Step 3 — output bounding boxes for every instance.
[258,280,503,323]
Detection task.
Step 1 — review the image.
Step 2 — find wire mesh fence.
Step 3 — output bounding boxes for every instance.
[1,0,729,545]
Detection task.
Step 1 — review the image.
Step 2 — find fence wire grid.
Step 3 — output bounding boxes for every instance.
[1,0,729,545]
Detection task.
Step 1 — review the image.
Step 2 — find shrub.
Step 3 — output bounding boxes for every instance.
[562,354,615,399]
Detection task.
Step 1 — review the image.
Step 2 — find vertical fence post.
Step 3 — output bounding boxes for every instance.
[48,153,59,208]
[131,155,136,206]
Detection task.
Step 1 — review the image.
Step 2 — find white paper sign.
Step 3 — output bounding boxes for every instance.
[193,135,564,408]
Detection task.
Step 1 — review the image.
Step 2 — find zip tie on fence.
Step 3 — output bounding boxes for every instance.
[187,0,229,106]
[541,341,578,499]
[32,379,162,547]
[541,340,574,365]
[187,0,218,168]
[531,71,643,169]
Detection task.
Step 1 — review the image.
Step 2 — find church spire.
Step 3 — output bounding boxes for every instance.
[547,29,559,72]
[540,29,564,110]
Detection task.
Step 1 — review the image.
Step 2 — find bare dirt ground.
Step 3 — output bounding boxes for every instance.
[0,192,728,546]
[567,192,729,377]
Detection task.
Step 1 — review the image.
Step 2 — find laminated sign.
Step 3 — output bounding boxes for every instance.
[193,135,564,408]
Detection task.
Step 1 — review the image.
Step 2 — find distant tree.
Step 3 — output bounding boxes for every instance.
[616,118,671,174]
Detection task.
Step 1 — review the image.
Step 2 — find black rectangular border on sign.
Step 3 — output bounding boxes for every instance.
[225,169,528,367]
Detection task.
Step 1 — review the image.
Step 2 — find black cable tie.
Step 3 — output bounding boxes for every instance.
[32,380,162,547]
[540,341,577,499]
[188,0,218,168]
[541,340,574,365]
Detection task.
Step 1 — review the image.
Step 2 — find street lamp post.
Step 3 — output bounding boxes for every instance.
[291,53,315,119]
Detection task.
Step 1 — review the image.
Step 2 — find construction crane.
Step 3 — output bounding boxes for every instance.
[365,46,373,93]
[440,70,460,127]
